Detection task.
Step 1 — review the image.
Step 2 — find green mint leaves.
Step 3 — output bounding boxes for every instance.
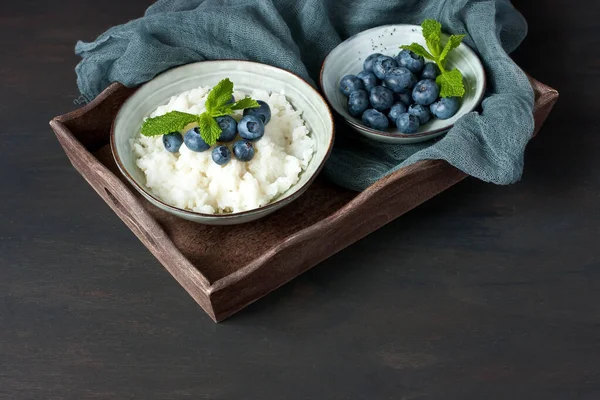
[206,78,235,116]
[231,97,261,111]
[203,79,260,139]
[140,111,199,137]
[140,78,260,146]
[198,113,222,145]
[422,20,442,58]
[439,34,465,66]
[400,43,433,61]
[401,19,466,98]
[436,69,464,98]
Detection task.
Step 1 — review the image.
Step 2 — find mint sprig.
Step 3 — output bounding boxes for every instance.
[140,78,260,145]
[206,78,235,115]
[422,19,442,58]
[231,97,261,111]
[401,19,466,98]
[140,111,199,137]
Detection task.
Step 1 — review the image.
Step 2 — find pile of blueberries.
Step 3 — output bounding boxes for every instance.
[162,99,272,166]
[339,50,460,133]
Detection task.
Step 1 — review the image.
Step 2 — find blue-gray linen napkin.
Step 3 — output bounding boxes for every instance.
[75,0,534,191]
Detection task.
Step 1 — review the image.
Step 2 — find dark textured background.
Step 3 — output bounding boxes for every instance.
[1,1,599,399]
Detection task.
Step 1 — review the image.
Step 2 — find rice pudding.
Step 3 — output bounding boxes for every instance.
[132,85,315,214]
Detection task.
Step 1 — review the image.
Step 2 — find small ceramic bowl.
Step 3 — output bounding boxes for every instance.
[320,24,486,144]
[111,60,334,225]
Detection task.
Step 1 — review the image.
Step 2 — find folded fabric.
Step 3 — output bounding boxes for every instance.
[75,0,534,191]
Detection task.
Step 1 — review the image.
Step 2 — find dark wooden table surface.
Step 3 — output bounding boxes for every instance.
[1,1,599,399]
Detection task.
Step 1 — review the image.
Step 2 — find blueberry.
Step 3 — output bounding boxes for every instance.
[372,56,398,80]
[383,67,417,94]
[238,115,265,142]
[243,100,271,124]
[412,79,440,106]
[339,75,364,96]
[211,145,231,165]
[361,109,389,131]
[232,140,255,162]
[216,115,237,142]
[430,97,461,119]
[357,70,379,92]
[184,127,210,152]
[396,50,425,74]
[369,86,395,112]
[408,104,432,124]
[396,113,420,134]
[395,92,413,106]
[162,132,183,153]
[363,53,383,73]
[347,89,369,118]
[421,63,440,80]
[387,102,407,123]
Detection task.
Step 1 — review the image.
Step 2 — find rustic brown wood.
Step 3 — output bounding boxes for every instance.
[49,76,558,322]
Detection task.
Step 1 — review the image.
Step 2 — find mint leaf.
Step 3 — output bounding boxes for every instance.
[231,97,260,111]
[436,69,465,98]
[208,96,259,117]
[422,19,442,58]
[141,111,199,137]
[206,78,234,114]
[209,106,234,117]
[439,34,465,67]
[400,43,434,60]
[198,113,222,146]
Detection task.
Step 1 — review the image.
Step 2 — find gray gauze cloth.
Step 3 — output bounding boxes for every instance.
[75,0,534,191]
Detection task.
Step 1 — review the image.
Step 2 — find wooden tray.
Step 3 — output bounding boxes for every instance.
[49,76,558,322]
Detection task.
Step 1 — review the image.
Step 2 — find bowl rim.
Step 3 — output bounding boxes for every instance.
[319,23,487,140]
[110,59,335,220]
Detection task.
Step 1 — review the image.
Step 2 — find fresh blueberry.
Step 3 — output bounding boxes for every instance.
[396,50,425,74]
[383,67,417,94]
[408,104,432,124]
[339,75,364,96]
[412,79,440,106]
[430,97,461,119]
[363,53,383,73]
[421,63,440,80]
[232,140,255,162]
[211,145,231,165]
[243,100,271,124]
[357,70,379,92]
[396,113,420,134]
[387,102,408,123]
[216,115,237,142]
[361,109,389,131]
[162,132,183,153]
[184,127,210,152]
[372,56,398,80]
[238,115,265,142]
[395,92,413,106]
[347,90,369,118]
[369,86,394,111]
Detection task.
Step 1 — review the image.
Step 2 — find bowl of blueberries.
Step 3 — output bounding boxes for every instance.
[320,23,486,144]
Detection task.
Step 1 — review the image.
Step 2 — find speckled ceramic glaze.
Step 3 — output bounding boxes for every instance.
[111,60,334,225]
[321,24,486,144]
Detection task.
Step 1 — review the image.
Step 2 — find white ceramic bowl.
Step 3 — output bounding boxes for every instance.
[111,60,334,225]
[320,24,486,144]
